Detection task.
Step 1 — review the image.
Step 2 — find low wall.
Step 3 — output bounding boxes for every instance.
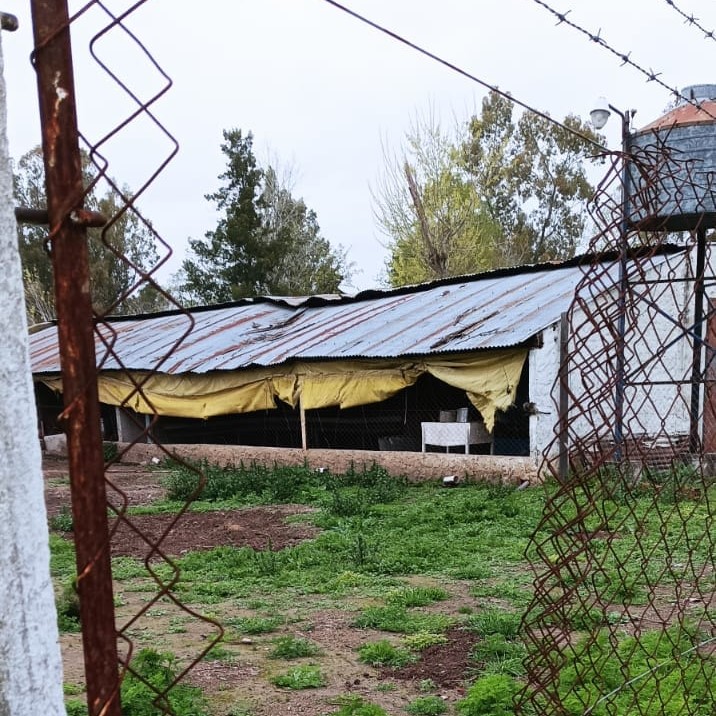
[119,443,538,485]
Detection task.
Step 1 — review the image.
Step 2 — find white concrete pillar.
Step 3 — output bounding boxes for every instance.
[0,31,66,716]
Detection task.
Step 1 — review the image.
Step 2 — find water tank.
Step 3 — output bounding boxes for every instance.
[626,84,716,230]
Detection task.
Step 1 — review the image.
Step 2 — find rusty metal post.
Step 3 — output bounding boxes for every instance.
[30,2,121,715]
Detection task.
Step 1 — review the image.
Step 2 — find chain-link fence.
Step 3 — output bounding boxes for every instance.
[518,130,716,714]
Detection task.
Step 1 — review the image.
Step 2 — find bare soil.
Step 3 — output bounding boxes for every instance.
[45,458,485,716]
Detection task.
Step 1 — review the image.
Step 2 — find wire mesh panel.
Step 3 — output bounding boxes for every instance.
[518,137,716,714]
[28,2,222,714]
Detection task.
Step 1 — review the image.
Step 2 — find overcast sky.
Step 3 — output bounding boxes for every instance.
[3,0,715,290]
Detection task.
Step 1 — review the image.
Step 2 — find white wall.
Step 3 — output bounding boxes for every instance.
[0,33,66,716]
[529,249,707,468]
[528,322,562,466]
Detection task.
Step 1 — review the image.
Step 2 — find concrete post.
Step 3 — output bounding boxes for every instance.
[0,32,66,716]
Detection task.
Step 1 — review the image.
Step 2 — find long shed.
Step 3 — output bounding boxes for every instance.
[29,246,698,467]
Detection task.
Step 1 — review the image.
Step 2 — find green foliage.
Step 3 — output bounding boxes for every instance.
[467,608,522,640]
[103,441,119,462]
[49,534,77,579]
[180,129,349,303]
[353,605,453,634]
[470,635,526,676]
[164,460,406,513]
[357,639,416,668]
[49,506,74,533]
[467,608,525,677]
[462,92,602,267]
[268,635,321,660]
[121,648,209,716]
[403,632,448,651]
[456,673,519,716]
[554,626,715,715]
[406,695,448,716]
[386,586,449,607]
[228,615,282,635]
[56,579,81,633]
[204,643,235,662]
[65,700,87,716]
[377,93,603,286]
[270,664,326,689]
[328,695,389,716]
[14,146,165,322]
[163,479,544,604]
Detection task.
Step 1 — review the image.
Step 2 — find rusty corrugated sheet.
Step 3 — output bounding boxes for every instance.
[28,253,677,376]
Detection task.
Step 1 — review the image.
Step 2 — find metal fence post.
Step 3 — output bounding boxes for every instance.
[29,1,121,714]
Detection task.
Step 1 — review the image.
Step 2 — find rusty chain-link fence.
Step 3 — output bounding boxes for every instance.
[27,2,221,714]
[518,130,716,713]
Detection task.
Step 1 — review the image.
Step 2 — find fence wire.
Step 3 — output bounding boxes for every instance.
[29,2,221,714]
[518,131,716,714]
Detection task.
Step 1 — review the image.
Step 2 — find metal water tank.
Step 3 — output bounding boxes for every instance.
[627,84,716,230]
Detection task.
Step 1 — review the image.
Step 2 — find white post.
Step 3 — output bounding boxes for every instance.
[0,31,66,716]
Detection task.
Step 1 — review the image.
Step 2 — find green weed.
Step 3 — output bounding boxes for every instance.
[65,700,86,716]
[204,643,235,663]
[406,695,447,715]
[56,578,81,633]
[555,625,715,715]
[270,664,326,689]
[353,605,453,634]
[456,673,519,716]
[228,615,282,635]
[403,632,448,651]
[357,640,416,668]
[386,586,449,607]
[327,695,389,715]
[470,634,526,676]
[467,608,521,640]
[49,506,73,532]
[268,635,321,660]
[121,648,209,715]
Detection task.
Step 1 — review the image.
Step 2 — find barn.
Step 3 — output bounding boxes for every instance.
[29,244,703,477]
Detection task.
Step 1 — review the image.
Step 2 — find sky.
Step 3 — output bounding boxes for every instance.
[2,0,716,291]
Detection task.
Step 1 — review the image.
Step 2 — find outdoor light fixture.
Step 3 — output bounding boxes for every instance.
[590,96,612,130]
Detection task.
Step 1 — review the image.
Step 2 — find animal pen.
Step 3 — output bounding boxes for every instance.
[5,2,716,715]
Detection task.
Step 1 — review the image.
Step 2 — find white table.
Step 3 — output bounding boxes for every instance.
[421,421,492,454]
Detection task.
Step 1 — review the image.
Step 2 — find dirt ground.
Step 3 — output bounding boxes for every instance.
[45,458,487,716]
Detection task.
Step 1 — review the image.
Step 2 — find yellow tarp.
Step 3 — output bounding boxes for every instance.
[41,349,527,431]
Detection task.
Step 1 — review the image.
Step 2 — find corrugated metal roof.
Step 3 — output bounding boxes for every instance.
[28,250,680,375]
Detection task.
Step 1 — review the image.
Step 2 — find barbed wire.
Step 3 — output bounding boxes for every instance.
[530,0,716,121]
[320,0,607,152]
[663,0,716,43]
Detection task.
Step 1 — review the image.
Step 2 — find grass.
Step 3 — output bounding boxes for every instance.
[227,615,283,635]
[270,664,326,689]
[268,635,321,660]
[352,605,454,634]
[328,695,389,715]
[66,649,209,716]
[357,639,416,668]
[49,506,74,532]
[467,608,522,640]
[50,461,716,716]
[406,695,448,715]
[386,586,449,607]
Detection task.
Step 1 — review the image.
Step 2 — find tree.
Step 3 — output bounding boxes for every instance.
[461,91,603,266]
[14,146,165,323]
[374,94,603,287]
[374,111,500,286]
[180,129,350,304]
